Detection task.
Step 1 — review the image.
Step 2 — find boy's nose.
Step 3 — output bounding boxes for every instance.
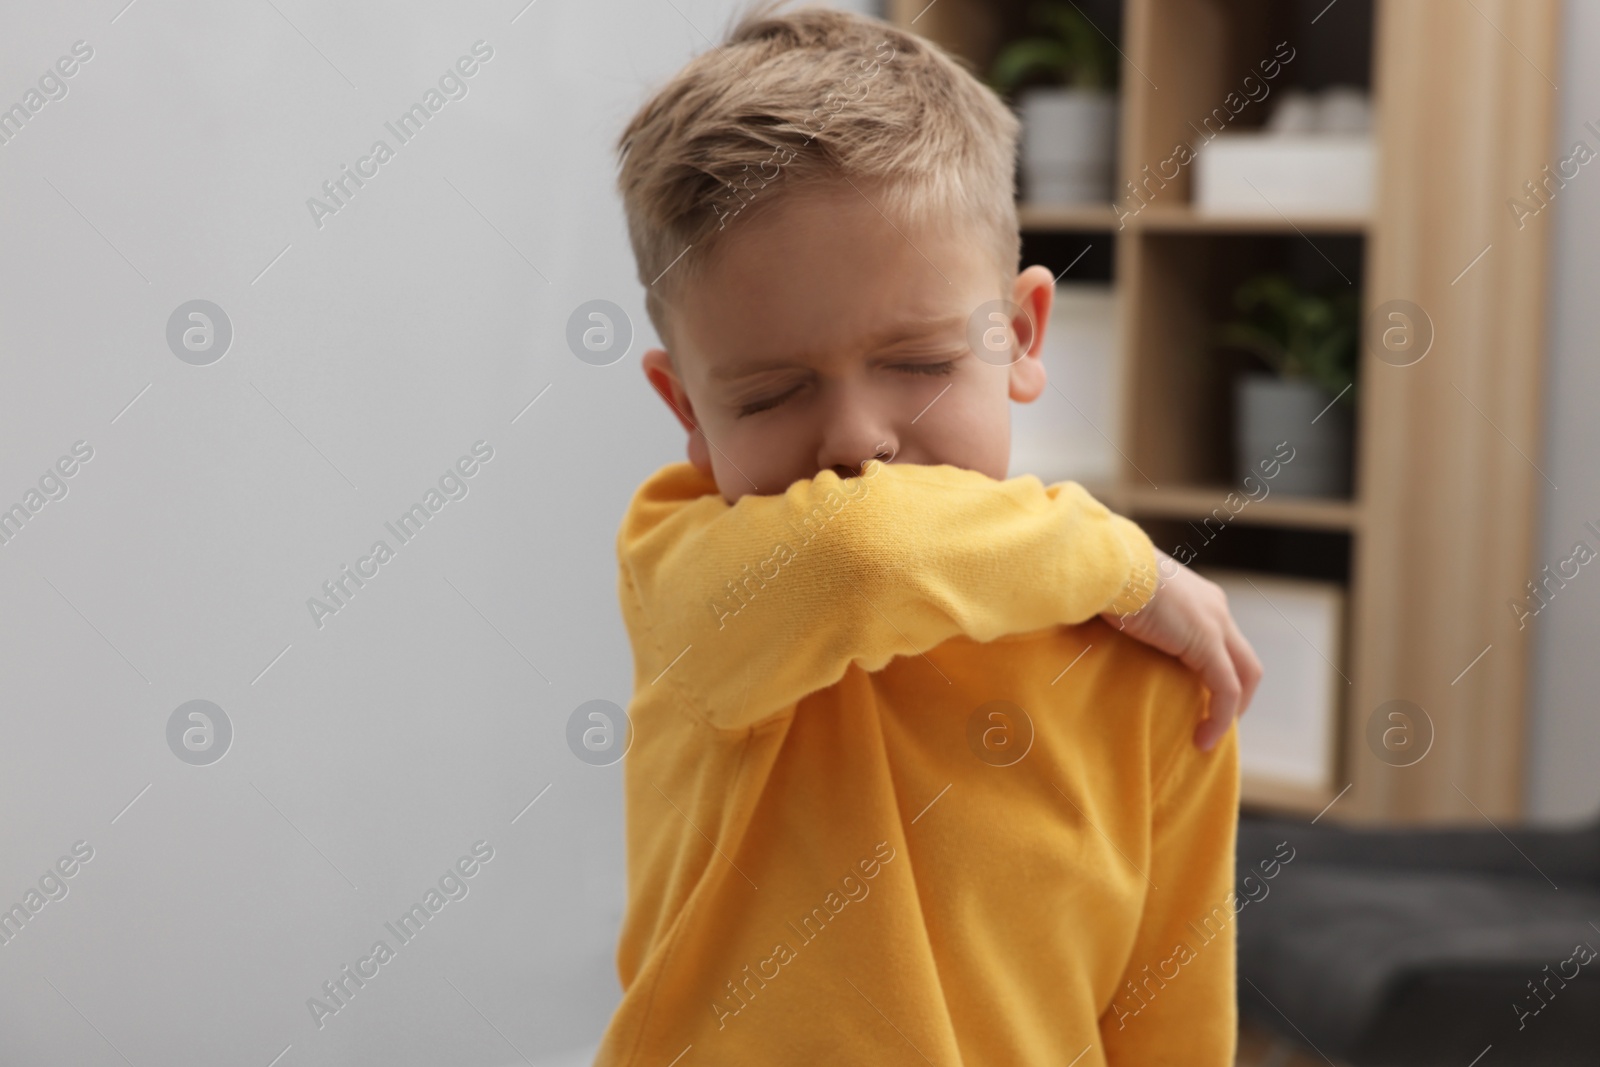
[816,385,898,478]
[823,442,896,480]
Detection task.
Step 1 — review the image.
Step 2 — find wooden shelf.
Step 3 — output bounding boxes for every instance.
[1017,202,1122,231]
[1019,202,1370,235]
[1133,206,1370,234]
[1121,485,1362,532]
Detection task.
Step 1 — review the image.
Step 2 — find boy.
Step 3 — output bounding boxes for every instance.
[596,4,1262,1063]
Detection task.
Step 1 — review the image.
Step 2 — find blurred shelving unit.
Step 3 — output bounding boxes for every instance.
[1119,485,1361,533]
[889,0,1561,823]
[1018,203,1371,234]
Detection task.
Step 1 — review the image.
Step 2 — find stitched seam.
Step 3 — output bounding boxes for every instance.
[621,543,750,740]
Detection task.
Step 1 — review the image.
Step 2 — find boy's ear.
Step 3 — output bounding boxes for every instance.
[1007,265,1053,405]
[642,347,695,433]
[641,347,713,476]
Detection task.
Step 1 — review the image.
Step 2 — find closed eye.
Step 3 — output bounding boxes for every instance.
[736,385,802,418]
[734,360,959,417]
[897,359,958,376]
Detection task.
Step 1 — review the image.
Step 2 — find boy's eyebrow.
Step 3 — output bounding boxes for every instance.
[709,314,969,380]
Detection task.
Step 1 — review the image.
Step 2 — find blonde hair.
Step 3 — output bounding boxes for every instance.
[614,1,1021,353]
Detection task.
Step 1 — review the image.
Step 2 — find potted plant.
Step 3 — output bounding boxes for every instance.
[1215,273,1359,497]
[989,2,1118,205]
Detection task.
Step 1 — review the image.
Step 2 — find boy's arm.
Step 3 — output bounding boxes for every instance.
[1106,557,1265,752]
[620,459,1159,732]
[1099,686,1241,1065]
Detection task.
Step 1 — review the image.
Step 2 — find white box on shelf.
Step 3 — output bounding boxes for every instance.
[1008,282,1119,488]
[1193,133,1374,216]
[1198,568,1345,795]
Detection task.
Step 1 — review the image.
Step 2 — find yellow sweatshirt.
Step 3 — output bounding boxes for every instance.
[595,458,1240,1066]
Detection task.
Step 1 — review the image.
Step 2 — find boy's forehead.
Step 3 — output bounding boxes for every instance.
[700,312,971,379]
[672,189,999,372]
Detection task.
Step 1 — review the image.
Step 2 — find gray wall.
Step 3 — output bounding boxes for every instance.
[0,1,864,1064]
[1525,0,1600,823]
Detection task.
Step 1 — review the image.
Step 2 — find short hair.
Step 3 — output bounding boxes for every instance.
[614,1,1021,355]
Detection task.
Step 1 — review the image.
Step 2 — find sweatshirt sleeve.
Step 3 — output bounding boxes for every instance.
[618,459,1159,732]
[1099,686,1241,1065]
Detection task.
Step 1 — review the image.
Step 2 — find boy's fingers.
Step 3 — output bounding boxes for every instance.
[1194,706,1231,751]
[1228,626,1264,718]
[1193,643,1241,750]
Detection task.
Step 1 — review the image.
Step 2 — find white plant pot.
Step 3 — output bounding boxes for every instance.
[1234,374,1353,498]
[1019,87,1117,204]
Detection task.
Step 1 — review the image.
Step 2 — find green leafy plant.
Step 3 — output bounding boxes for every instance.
[1214,273,1359,400]
[988,2,1118,95]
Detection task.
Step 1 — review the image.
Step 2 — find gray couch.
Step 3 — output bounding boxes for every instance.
[1235,811,1600,1065]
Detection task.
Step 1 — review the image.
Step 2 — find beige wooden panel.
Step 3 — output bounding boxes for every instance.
[1348,0,1560,821]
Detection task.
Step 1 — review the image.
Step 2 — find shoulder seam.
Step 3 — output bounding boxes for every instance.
[620,529,766,738]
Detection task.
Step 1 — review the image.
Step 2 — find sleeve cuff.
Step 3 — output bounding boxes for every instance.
[1102,513,1162,618]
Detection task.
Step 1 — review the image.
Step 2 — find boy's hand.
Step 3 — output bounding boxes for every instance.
[1099,549,1263,751]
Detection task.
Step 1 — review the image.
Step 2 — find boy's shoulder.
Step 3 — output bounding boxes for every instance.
[976,616,1217,783]
[988,615,1208,704]
[1082,618,1230,797]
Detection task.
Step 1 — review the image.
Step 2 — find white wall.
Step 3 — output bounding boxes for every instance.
[0,2,868,1064]
[1525,0,1600,823]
